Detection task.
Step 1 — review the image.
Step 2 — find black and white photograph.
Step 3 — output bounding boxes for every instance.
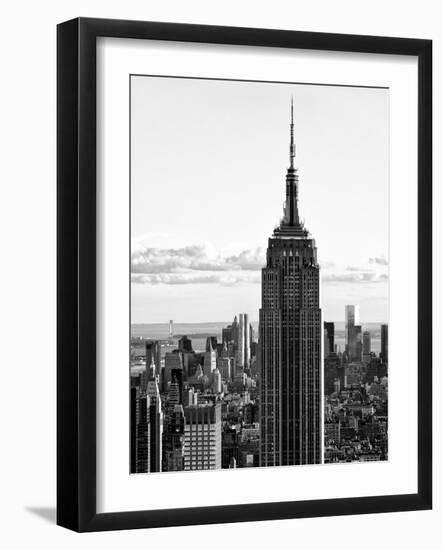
[130,75,389,473]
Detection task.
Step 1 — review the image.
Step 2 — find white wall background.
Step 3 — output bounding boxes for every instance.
[0,0,440,548]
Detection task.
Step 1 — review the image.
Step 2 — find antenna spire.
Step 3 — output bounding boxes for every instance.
[282,97,300,227]
[290,96,295,168]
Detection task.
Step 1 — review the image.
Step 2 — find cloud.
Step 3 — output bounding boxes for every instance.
[131,272,261,286]
[131,243,388,287]
[369,256,388,266]
[322,271,388,284]
[131,244,265,275]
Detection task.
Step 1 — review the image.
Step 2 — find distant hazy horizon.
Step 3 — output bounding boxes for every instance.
[130,320,385,355]
[131,320,388,328]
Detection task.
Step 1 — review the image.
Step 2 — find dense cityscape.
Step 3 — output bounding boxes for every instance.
[130,311,388,473]
[130,101,388,473]
[324,310,388,463]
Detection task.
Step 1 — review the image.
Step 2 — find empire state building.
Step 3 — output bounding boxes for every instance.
[259,100,322,467]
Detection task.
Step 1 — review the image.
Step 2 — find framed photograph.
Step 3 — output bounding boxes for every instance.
[57,17,432,532]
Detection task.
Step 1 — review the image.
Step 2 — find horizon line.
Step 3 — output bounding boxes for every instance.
[131,320,389,326]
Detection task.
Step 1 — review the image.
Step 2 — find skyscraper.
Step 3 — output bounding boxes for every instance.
[163,404,185,472]
[183,402,222,470]
[212,368,222,393]
[145,340,161,377]
[345,305,362,362]
[244,314,251,368]
[206,336,218,352]
[259,100,322,467]
[236,313,251,371]
[352,325,362,363]
[130,386,150,473]
[222,315,238,346]
[324,322,335,355]
[167,369,183,412]
[203,340,217,377]
[345,305,359,345]
[178,335,193,353]
[147,369,163,472]
[363,330,371,363]
[164,351,183,391]
[217,355,232,382]
[381,324,388,364]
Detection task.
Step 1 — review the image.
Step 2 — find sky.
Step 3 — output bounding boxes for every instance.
[131,75,389,324]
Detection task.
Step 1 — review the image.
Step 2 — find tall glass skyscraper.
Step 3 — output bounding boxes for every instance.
[259,100,322,467]
[345,305,362,361]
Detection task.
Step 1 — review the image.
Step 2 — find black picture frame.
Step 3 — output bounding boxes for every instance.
[57,17,432,532]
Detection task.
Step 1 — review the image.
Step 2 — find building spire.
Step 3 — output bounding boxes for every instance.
[281,97,299,227]
[290,96,295,169]
[274,98,309,237]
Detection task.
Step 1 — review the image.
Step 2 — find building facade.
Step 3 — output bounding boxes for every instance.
[145,340,162,377]
[324,321,335,355]
[183,402,222,470]
[203,341,217,377]
[381,324,388,364]
[362,330,371,363]
[236,313,251,371]
[259,100,322,467]
[130,386,150,473]
[164,351,183,391]
[147,372,163,472]
[345,305,362,361]
[345,305,359,344]
[163,404,185,472]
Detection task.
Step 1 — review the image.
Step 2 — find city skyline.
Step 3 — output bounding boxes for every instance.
[131,76,389,324]
[131,80,389,474]
[131,311,385,353]
[131,305,389,472]
[131,316,386,327]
